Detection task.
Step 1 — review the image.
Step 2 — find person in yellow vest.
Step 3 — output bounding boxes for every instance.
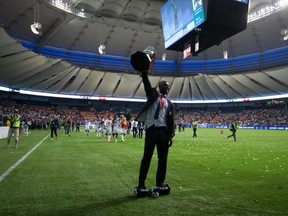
[192,119,198,137]
[227,122,239,142]
[6,109,21,149]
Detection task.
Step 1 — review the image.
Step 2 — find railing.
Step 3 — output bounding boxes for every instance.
[20,41,288,75]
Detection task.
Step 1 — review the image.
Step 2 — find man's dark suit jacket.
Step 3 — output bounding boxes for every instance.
[136,72,175,139]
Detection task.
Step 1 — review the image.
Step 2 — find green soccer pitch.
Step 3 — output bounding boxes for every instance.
[0,128,287,216]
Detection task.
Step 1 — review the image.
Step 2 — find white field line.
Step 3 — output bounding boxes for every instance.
[0,135,49,183]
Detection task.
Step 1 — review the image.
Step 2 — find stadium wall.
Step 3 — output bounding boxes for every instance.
[194,125,288,130]
[0,127,9,139]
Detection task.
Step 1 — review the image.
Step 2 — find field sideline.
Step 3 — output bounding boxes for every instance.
[0,128,287,216]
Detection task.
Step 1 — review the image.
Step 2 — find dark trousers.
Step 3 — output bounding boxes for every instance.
[51,127,57,138]
[193,128,197,137]
[133,127,138,138]
[138,125,169,187]
[138,129,143,138]
[228,131,236,141]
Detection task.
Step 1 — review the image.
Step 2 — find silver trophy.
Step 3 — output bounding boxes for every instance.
[130,46,156,72]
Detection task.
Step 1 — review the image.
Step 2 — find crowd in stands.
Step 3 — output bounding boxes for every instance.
[1,99,287,129]
[175,107,288,127]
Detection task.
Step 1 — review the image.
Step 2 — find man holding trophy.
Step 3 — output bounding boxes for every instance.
[131,47,175,197]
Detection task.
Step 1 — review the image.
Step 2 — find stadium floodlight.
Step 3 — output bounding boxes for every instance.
[281,29,288,36]
[30,22,42,35]
[223,50,228,60]
[98,44,105,54]
[248,0,288,22]
[31,0,42,35]
[281,28,288,40]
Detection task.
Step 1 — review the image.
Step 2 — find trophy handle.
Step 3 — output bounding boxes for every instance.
[147,52,157,75]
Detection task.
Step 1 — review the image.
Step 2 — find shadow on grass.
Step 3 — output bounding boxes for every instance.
[42,195,140,216]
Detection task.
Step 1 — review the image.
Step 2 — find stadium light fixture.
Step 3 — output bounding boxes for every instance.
[30,22,42,35]
[280,29,288,35]
[281,28,288,40]
[1,85,288,104]
[223,51,228,60]
[248,0,288,23]
[31,0,42,35]
[98,44,105,54]
[222,40,228,60]
[98,16,106,55]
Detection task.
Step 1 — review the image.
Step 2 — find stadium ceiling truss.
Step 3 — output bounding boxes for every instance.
[0,0,288,102]
[1,27,288,102]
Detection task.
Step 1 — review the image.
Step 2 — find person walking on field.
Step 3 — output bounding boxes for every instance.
[50,115,60,140]
[120,115,129,142]
[227,122,238,141]
[192,119,198,137]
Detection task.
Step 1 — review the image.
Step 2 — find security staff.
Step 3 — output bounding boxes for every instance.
[6,109,21,148]
[227,122,238,141]
[192,119,198,137]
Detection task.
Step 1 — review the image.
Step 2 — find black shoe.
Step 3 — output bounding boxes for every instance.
[156,183,169,189]
[137,185,146,190]
[155,184,170,195]
[134,185,148,197]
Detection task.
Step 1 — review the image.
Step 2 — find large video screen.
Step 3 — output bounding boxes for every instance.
[161,0,205,50]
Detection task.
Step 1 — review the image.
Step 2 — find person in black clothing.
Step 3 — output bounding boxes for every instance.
[50,115,60,140]
[135,70,175,190]
[76,122,80,132]
[138,121,144,139]
[227,122,238,141]
[131,119,138,138]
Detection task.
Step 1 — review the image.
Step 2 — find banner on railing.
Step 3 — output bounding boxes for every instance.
[192,125,288,130]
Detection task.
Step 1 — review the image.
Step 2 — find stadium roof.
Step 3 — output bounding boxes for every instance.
[0,0,288,102]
